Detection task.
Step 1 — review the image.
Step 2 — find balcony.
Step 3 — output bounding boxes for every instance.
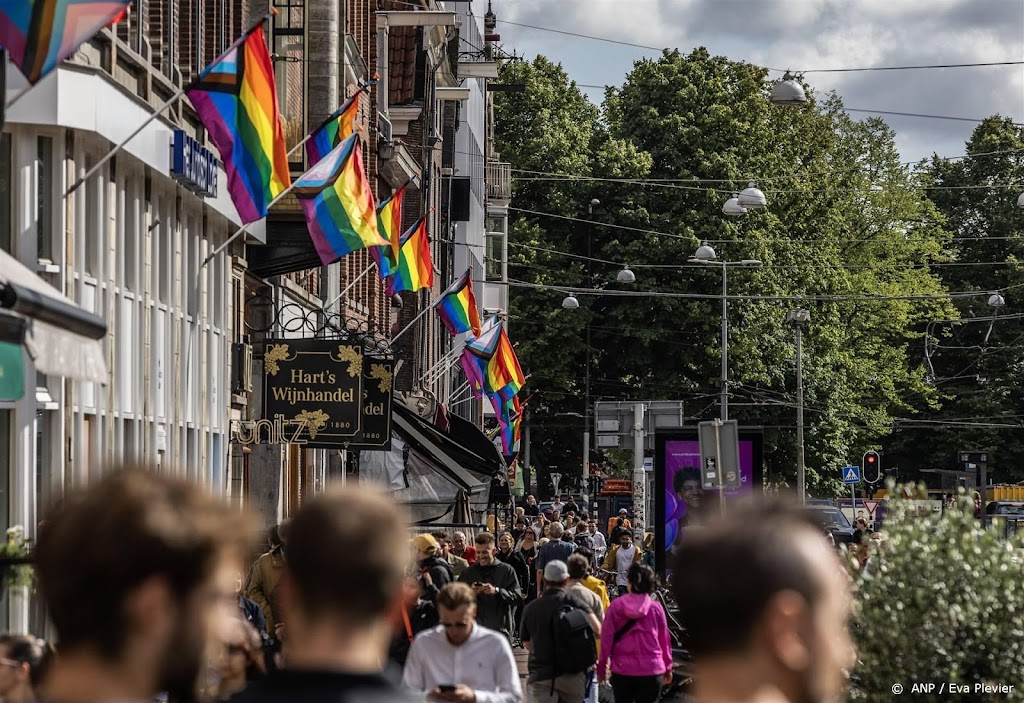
[486,161,511,203]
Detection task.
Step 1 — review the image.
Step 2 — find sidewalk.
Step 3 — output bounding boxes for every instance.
[514,646,529,688]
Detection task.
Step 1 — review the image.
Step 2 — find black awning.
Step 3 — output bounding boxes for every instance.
[393,400,504,481]
[248,217,321,278]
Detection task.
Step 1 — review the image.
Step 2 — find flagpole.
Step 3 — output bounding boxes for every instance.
[64,14,272,197]
[391,296,440,344]
[420,343,463,383]
[326,262,376,311]
[4,83,35,113]
[447,380,472,405]
[199,131,317,267]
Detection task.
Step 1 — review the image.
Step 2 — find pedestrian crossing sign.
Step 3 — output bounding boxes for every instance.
[842,465,861,484]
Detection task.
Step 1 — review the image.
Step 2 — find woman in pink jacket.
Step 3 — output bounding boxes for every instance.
[596,563,673,703]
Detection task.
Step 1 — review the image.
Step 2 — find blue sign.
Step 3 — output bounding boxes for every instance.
[171,130,218,198]
[842,465,861,484]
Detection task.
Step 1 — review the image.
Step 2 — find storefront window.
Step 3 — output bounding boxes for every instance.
[0,134,11,254]
[36,137,53,261]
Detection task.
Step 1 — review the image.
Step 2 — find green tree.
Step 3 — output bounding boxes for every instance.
[888,117,1024,483]
[497,50,955,497]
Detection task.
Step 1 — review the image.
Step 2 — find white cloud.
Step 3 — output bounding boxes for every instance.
[495,0,1024,162]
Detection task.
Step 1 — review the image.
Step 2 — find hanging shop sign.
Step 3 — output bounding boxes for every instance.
[171,130,218,198]
[262,339,363,446]
[348,356,394,450]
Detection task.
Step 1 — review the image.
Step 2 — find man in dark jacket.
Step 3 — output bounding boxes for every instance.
[413,533,454,601]
[458,532,522,642]
[535,521,575,597]
[495,531,530,592]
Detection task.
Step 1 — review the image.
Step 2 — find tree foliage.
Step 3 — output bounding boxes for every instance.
[849,489,1024,701]
[496,50,956,497]
[888,118,1024,483]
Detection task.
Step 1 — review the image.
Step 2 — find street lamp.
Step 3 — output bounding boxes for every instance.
[738,181,767,209]
[771,71,807,106]
[722,193,747,217]
[786,308,811,503]
[989,293,1006,307]
[1017,192,1024,210]
[617,266,636,284]
[562,294,580,309]
[689,243,761,421]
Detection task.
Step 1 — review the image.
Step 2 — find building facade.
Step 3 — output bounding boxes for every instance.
[0,0,513,629]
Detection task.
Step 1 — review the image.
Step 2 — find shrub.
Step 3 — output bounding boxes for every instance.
[849,486,1024,701]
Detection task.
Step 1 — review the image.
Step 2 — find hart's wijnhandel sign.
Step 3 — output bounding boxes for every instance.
[262,339,364,446]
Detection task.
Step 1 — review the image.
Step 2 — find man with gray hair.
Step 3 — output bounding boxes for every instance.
[534,522,575,598]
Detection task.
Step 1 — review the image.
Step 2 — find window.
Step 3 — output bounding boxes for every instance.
[486,232,502,281]
[485,216,506,282]
[83,157,100,276]
[124,172,138,291]
[37,137,53,261]
[0,134,11,253]
[272,0,305,169]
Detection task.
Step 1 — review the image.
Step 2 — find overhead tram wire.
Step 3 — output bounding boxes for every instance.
[506,278,1024,303]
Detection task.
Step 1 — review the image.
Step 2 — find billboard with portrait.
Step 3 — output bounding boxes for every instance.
[654,431,763,574]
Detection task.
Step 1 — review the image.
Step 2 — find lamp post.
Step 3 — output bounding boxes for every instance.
[786,308,811,503]
[584,198,599,516]
[690,243,761,422]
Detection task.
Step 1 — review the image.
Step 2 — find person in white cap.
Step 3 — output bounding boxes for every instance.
[519,561,602,703]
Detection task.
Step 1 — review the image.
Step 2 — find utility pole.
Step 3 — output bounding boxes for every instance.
[787,309,811,503]
[632,402,646,533]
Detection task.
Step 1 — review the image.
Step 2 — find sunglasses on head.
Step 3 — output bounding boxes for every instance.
[0,658,24,669]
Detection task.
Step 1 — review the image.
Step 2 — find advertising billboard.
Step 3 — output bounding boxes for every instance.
[654,431,763,574]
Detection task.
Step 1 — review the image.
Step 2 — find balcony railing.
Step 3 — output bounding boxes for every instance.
[486,161,512,202]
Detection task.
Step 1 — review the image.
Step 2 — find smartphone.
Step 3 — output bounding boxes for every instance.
[438,685,457,693]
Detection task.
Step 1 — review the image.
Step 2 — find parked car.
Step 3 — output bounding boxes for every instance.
[986,501,1024,516]
[803,505,857,546]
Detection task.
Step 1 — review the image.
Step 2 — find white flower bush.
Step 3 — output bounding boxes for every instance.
[849,486,1024,702]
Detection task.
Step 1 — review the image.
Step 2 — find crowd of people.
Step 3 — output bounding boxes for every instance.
[0,471,854,703]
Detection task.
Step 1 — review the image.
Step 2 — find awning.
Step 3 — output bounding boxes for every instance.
[0,250,108,384]
[394,410,488,493]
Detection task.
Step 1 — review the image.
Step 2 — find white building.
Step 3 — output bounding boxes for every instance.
[1,41,243,629]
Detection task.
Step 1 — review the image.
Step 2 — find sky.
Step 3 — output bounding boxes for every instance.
[493,0,1024,165]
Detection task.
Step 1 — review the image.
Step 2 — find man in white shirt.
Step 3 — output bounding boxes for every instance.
[551,495,566,514]
[587,521,607,560]
[404,582,522,703]
[601,531,642,597]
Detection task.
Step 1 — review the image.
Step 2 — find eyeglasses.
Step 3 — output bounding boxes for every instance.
[440,621,471,629]
[0,658,24,669]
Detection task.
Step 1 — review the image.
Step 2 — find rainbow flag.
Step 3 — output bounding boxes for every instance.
[486,327,525,399]
[490,393,522,456]
[370,179,409,278]
[435,270,482,337]
[293,132,387,266]
[386,218,434,296]
[305,81,376,166]
[460,317,501,397]
[0,0,133,84]
[186,23,291,224]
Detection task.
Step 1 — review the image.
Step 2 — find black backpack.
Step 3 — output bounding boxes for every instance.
[552,600,597,675]
[573,532,594,551]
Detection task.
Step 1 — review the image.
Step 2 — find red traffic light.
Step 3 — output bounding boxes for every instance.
[867,455,876,463]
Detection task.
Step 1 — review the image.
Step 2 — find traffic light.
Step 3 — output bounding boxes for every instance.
[863,450,881,483]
